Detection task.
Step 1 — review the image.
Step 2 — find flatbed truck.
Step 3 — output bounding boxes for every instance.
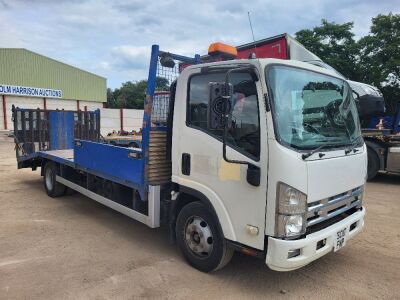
[13,43,366,272]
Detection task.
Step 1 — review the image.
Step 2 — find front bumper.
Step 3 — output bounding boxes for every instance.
[266,207,365,271]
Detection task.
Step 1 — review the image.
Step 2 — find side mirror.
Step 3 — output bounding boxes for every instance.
[208,73,261,188]
[207,82,233,130]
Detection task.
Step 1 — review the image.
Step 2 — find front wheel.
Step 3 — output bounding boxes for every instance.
[43,162,67,197]
[176,202,233,272]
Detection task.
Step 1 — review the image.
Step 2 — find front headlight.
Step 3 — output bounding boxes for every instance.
[275,183,307,238]
[277,215,306,237]
[277,183,307,214]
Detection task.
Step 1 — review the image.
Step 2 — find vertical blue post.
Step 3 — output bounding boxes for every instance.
[141,45,159,194]
[65,112,74,149]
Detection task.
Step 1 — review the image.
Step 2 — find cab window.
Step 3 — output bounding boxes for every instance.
[188,71,260,159]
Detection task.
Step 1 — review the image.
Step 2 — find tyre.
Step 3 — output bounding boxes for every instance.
[176,201,233,272]
[367,148,380,181]
[43,162,67,197]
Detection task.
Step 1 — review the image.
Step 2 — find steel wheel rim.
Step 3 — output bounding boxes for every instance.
[184,216,213,258]
[45,168,53,191]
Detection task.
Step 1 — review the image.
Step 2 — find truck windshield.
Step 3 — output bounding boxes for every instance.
[267,65,362,150]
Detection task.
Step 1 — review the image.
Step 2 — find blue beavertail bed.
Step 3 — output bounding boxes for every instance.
[12,106,162,227]
[11,45,198,229]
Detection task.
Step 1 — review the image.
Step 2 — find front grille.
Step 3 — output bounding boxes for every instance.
[306,206,360,235]
[307,186,363,228]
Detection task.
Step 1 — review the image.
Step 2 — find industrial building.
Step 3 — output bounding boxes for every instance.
[0,48,106,130]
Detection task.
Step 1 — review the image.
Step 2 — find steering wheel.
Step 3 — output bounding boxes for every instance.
[325,99,344,128]
[303,122,321,134]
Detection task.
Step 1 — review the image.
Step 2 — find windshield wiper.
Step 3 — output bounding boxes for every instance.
[302,144,332,160]
[344,136,363,155]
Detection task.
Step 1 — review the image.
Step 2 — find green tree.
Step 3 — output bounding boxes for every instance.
[295,14,400,116]
[106,77,170,109]
[295,19,360,80]
[113,80,147,109]
[358,13,400,114]
[106,88,116,108]
[156,77,170,91]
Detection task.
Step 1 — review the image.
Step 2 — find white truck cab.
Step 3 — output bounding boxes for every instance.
[171,57,366,271]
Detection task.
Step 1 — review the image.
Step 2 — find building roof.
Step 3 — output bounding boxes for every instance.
[0,48,106,102]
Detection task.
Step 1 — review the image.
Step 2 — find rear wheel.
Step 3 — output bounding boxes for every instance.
[367,148,380,181]
[176,202,233,272]
[43,162,67,197]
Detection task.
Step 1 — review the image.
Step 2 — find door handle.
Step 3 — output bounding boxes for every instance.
[181,153,191,175]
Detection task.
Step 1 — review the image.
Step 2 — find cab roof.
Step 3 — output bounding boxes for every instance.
[183,58,346,81]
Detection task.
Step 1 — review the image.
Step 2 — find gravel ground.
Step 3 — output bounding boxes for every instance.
[0,134,399,299]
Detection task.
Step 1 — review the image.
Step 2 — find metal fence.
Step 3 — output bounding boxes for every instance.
[149,56,181,126]
[12,106,100,159]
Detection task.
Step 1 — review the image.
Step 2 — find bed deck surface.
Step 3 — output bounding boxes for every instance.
[37,149,75,166]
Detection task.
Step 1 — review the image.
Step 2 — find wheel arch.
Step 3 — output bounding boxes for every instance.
[172,184,236,242]
[40,159,64,177]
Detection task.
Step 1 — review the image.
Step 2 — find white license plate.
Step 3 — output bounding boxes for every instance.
[333,227,347,252]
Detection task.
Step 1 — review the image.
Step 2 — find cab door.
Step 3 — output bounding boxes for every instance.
[172,66,268,250]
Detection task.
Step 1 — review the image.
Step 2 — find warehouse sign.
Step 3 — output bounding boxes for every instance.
[0,84,62,98]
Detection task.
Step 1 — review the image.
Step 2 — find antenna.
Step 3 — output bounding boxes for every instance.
[247,11,257,58]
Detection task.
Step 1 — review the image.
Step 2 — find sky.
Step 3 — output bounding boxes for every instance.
[0,0,397,89]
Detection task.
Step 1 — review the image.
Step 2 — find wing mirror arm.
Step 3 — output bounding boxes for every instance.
[222,125,260,186]
[208,67,261,186]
